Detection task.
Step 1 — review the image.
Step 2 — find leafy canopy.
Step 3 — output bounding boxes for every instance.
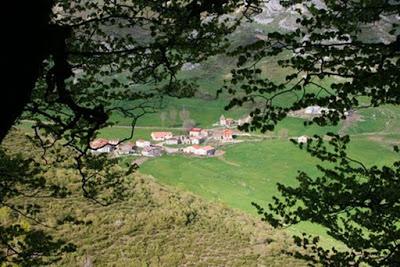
[1,0,262,264]
[224,0,400,266]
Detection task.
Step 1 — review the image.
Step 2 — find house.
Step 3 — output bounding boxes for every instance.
[90,138,114,153]
[151,131,173,141]
[165,138,180,145]
[212,129,234,141]
[189,128,202,137]
[142,146,162,157]
[183,145,216,156]
[117,142,136,155]
[222,129,234,141]
[304,106,330,115]
[136,139,151,148]
[190,136,205,145]
[219,115,235,127]
[193,145,215,156]
[198,146,216,156]
[297,135,308,144]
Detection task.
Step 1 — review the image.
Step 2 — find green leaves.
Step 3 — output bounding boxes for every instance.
[222,0,400,265]
[258,133,400,266]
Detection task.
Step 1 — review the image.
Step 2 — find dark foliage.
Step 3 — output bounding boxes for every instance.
[1,0,262,264]
[223,1,400,265]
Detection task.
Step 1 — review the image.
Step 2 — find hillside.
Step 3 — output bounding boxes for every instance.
[48,175,306,266]
[1,131,306,266]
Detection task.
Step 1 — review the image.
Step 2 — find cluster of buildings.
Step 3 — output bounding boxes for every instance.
[89,126,237,158]
[89,138,162,157]
[146,127,236,156]
[150,128,234,145]
[89,114,249,158]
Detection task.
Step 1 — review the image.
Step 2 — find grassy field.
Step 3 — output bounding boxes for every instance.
[139,135,399,247]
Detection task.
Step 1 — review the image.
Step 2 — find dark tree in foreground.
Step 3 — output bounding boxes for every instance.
[224,0,400,265]
[1,0,262,264]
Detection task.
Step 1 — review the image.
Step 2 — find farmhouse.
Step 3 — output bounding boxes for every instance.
[189,128,202,137]
[190,136,205,145]
[304,105,330,115]
[165,138,180,145]
[222,129,234,141]
[90,138,114,153]
[297,135,308,144]
[199,146,216,156]
[183,145,216,156]
[136,139,151,148]
[142,146,162,157]
[212,129,235,141]
[219,115,235,127]
[151,131,173,141]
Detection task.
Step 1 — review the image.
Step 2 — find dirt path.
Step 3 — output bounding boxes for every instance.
[217,156,241,167]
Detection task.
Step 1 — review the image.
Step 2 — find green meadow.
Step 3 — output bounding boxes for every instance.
[139,135,399,247]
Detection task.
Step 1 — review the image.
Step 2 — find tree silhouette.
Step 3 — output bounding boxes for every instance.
[2,0,262,264]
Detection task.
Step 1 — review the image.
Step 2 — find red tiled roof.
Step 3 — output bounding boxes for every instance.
[190,128,202,132]
[108,139,119,145]
[223,129,234,136]
[119,142,133,149]
[90,138,109,149]
[151,132,172,138]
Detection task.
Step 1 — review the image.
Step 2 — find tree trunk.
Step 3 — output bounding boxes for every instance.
[1,0,53,142]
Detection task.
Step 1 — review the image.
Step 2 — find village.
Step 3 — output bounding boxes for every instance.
[89,115,248,158]
[89,107,332,159]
